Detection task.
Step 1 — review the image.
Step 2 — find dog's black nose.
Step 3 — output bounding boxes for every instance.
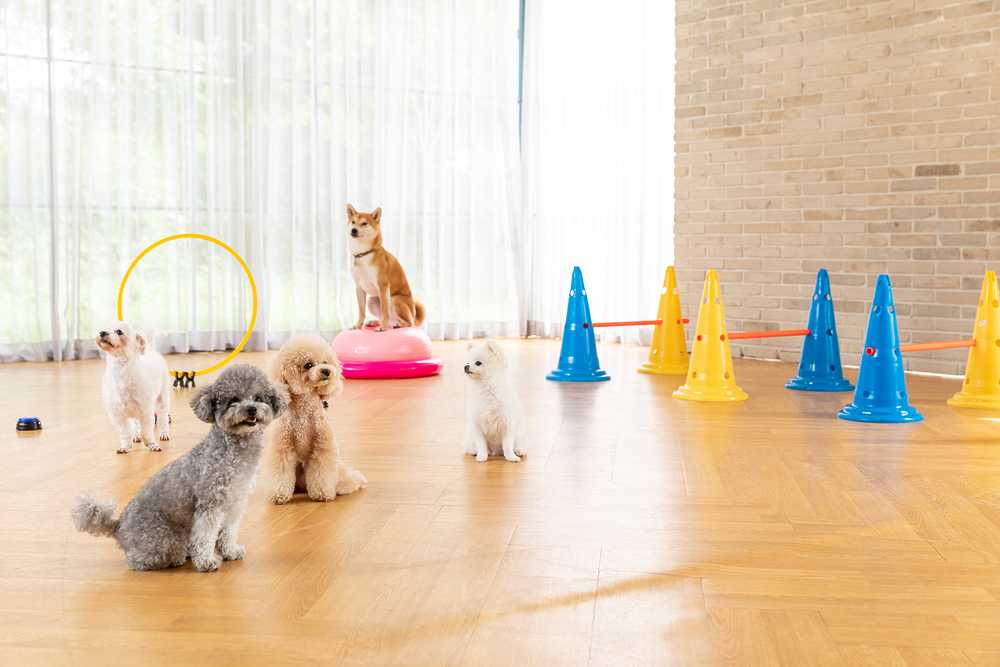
[246,405,257,417]
[464,364,470,372]
[350,228,359,236]
[99,331,108,337]
[321,367,331,377]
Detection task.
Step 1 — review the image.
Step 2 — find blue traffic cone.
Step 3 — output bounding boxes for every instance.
[786,269,854,392]
[546,267,610,382]
[838,275,923,423]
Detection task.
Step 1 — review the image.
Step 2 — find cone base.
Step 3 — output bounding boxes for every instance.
[837,404,924,423]
[638,361,689,375]
[946,393,1000,410]
[785,376,855,392]
[673,384,748,402]
[546,368,611,383]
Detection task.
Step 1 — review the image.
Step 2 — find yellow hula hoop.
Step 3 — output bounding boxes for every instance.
[117,233,258,378]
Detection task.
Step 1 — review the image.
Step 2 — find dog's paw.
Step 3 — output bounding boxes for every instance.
[132,436,142,443]
[194,556,221,572]
[308,488,334,502]
[513,448,526,457]
[476,453,488,462]
[117,444,132,454]
[146,442,162,452]
[268,491,292,505]
[335,470,367,495]
[220,544,245,561]
[504,453,521,462]
[365,319,379,328]
[159,433,170,441]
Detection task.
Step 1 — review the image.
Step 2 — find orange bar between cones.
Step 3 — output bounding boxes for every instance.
[900,340,976,353]
[587,318,690,328]
[728,328,811,340]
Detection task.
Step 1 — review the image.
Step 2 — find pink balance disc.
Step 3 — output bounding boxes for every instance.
[332,326,443,379]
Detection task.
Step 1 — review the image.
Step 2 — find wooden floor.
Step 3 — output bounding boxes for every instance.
[2,339,1000,665]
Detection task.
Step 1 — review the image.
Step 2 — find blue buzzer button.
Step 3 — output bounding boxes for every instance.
[16,417,42,431]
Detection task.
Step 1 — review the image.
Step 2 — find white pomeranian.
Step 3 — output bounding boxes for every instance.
[462,340,526,462]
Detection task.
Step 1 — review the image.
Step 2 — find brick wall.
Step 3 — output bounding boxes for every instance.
[674,0,1000,375]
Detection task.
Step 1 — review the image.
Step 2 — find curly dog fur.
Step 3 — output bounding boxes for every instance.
[265,334,367,504]
[72,364,287,572]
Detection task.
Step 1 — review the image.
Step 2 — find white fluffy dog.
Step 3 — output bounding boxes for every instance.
[463,340,526,462]
[96,321,171,454]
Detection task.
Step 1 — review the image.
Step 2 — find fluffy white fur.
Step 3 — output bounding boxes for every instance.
[96,321,171,454]
[265,334,367,504]
[463,340,526,462]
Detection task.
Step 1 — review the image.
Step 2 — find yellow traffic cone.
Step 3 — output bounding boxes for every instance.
[673,270,748,402]
[948,271,1000,409]
[638,266,689,375]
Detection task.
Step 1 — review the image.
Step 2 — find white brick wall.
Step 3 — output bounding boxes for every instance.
[674,0,1000,375]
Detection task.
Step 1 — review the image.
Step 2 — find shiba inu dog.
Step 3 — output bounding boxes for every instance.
[346,204,425,331]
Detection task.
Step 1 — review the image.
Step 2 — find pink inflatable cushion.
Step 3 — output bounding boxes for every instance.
[332,325,443,379]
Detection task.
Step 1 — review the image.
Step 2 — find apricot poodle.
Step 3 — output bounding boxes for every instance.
[265,334,367,504]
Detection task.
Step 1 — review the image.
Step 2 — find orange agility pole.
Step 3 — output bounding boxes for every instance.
[586,318,689,328]
[727,329,811,341]
[900,340,976,353]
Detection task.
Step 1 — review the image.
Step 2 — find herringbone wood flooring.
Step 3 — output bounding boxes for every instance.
[1,339,998,665]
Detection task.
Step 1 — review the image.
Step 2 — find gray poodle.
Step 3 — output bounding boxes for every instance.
[72,364,287,572]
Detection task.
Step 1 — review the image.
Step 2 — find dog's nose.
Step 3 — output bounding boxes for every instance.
[99,331,108,337]
[350,228,359,237]
[321,367,331,377]
[464,364,470,372]
[246,405,257,417]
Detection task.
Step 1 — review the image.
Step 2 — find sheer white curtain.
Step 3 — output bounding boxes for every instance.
[0,0,521,363]
[519,0,674,343]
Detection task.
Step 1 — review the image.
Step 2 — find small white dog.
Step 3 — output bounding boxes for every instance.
[96,321,171,454]
[463,340,526,462]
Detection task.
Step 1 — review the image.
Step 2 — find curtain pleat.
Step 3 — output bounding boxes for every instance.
[0,0,522,362]
[520,0,674,344]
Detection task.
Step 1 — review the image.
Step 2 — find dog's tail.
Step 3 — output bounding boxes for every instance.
[414,300,426,327]
[71,490,120,539]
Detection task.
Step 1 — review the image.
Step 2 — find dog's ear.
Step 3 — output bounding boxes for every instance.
[270,360,291,388]
[346,203,356,219]
[317,380,341,401]
[270,358,297,399]
[485,339,507,367]
[266,382,288,420]
[371,207,381,223]
[190,386,216,423]
[135,333,147,355]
